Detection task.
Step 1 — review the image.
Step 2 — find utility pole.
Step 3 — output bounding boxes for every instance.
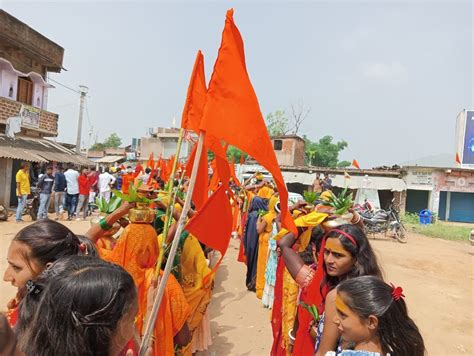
[75,85,89,153]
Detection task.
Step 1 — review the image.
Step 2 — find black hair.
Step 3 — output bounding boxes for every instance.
[145,167,151,174]
[13,220,84,273]
[323,224,383,291]
[77,235,99,258]
[20,162,29,169]
[337,276,425,356]
[18,256,137,356]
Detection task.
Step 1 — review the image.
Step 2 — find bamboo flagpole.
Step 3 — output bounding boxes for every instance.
[139,131,205,355]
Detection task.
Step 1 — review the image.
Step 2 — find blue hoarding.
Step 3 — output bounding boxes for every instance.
[462,110,474,164]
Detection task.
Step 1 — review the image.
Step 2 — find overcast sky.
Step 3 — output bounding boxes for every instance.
[1,0,472,168]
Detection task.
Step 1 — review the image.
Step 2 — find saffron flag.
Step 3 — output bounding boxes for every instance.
[456,152,461,165]
[184,143,209,210]
[199,9,296,234]
[185,185,233,278]
[181,51,207,135]
[147,153,154,169]
[229,156,241,186]
[134,162,144,178]
[352,159,361,169]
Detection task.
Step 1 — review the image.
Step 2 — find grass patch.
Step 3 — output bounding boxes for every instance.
[404,221,472,241]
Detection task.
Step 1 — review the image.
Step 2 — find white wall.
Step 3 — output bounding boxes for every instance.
[0,70,17,100]
[32,83,44,109]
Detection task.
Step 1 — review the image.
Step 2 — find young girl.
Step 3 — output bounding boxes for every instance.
[332,276,425,356]
[3,220,87,326]
[17,255,138,356]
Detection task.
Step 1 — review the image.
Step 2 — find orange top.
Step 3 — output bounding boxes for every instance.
[122,173,135,194]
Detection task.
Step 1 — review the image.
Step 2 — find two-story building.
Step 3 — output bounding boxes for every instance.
[0,10,91,207]
[140,127,194,161]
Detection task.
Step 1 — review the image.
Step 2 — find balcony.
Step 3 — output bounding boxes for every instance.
[0,96,58,137]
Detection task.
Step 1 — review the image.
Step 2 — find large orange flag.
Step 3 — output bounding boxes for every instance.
[199,9,296,234]
[352,159,361,170]
[185,185,233,279]
[185,143,209,210]
[181,51,207,135]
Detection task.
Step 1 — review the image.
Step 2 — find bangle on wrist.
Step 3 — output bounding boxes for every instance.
[288,328,296,341]
[99,217,112,231]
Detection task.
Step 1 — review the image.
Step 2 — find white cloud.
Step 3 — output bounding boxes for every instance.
[360,61,407,81]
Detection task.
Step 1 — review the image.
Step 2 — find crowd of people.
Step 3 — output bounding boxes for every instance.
[2,162,426,356]
[237,175,425,356]
[14,162,154,222]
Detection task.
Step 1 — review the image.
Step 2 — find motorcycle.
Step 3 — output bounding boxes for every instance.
[24,187,39,221]
[360,200,407,243]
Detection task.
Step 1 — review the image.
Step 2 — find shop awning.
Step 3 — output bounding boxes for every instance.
[93,155,125,163]
[282,171,406,192]
[0,135,94,165]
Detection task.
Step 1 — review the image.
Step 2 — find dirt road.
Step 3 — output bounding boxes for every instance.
[0,219,472,355]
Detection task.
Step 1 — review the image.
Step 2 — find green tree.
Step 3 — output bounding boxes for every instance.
[265,110,289,136]
[304,135,350,167]
[227,146,247,162]
[89,142,105,151]
[103,133,122,148]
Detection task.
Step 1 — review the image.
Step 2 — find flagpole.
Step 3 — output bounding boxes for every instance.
[139,131,205,356]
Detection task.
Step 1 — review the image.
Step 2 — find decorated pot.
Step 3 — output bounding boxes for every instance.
[128,202,156,224]
[322,212,354,229]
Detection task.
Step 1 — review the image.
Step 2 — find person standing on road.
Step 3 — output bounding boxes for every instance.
[76,168,91,220]
[98,167,116,202]
[37,166,54,220]
[121,166,135,194]
[53,165,67,220]
[15,162,30,223]
[64,164,80,220]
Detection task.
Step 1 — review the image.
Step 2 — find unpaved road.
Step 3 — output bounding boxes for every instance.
[1,218,472,355]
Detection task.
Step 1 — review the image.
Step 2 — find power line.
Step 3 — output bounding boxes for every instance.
[48,78,80,94]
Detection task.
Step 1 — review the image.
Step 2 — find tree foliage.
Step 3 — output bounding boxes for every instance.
[304,135,350,168]
[265,110,289,136]
[89,133,122,151]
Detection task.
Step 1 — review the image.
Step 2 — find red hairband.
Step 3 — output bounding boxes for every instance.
[390,283,405,301]
[329,229,357,247]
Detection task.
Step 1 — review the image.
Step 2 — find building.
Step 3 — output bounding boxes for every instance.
[0,10,91,207]
[271,135,305,166]
[401,154,474,223]
[140,127,194,161]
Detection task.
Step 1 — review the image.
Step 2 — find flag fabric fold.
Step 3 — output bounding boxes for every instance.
[198,9,296,234]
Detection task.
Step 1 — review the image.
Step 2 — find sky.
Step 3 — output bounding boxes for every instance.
[1,0,472,168]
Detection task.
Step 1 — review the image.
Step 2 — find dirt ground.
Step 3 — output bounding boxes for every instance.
[0,217,473,355]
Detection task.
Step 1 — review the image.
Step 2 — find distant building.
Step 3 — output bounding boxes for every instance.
[140,127,194,161]
[270,135,306,167]
[0,10,91,207]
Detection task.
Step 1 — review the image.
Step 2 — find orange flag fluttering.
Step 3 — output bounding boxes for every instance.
[134,162,144,178]
[199,9,296,234]
[455,153,461,165]
[352,159,361,170]
[181,51,207,135]
[185,144,209,210]
[229,156,241,186]
[185,185,233,281]
[147,153,154,169]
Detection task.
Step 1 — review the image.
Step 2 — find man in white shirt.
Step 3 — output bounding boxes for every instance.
[64,164,80,220]
[98,167,116,202]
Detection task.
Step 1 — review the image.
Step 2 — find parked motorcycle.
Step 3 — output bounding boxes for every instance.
[360,200,407,243]
[24,187,39,221]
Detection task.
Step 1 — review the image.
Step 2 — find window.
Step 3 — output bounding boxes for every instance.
[17,77,33,105]
[274,139,283,150]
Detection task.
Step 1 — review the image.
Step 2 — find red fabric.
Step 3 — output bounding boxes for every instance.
[134,162,144,178]
[237,210,248,264]
[185,185,233,279]
[181,51,207,135]
[78,175,91,195]
[184,143,209,210]
[88,173,98,191]
[199,9,296,235]
[270,258,286,356]
[352,159,361,169]
[293,238,329,355]
[456,153,461,164]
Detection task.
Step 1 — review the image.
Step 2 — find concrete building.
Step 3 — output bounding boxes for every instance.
[140,127,194,161]
[270,135,305,167]
[0,10,91,207]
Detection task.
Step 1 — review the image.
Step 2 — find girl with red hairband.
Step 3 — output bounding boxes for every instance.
[331,276,425,355]
[278,224,383,356]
